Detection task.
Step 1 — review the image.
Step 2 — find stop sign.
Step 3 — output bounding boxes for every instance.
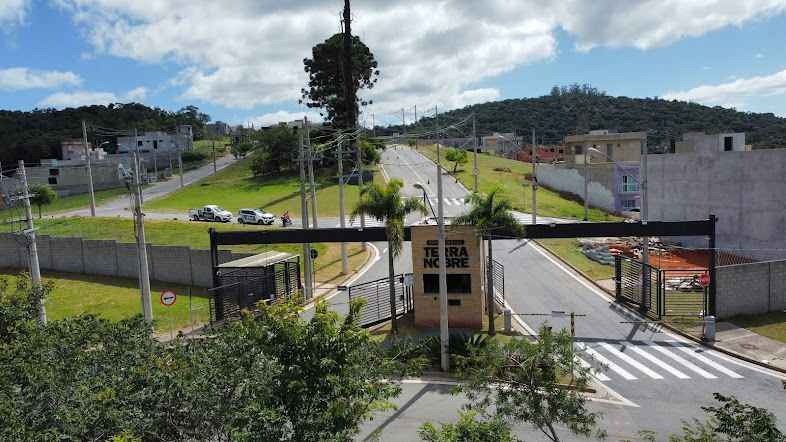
[698,273,710,288]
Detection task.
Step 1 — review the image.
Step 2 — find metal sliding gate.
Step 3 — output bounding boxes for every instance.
[491,259,505,305]
[347,274,414,328]
[614,255,707,320]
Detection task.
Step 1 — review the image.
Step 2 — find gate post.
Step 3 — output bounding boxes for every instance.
[614,256,622,300]
[708,214,717,317]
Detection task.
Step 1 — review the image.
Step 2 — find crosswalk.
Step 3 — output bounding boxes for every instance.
[428,197,468,207]
[576,341,744,383]
[335,215,385,228]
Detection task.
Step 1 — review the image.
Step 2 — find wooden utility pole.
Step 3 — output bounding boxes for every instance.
[82,120,96,216]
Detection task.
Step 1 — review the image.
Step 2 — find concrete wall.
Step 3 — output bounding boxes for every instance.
[536,163,616,212]
[716,260,786,319]
[0,233,251,288]
[647,148,786,260]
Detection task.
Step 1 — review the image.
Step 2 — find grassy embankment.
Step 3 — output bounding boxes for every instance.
[418,144,618,280]
[0,187,128,221]
[146,154,364,218]
[728,312,786,345]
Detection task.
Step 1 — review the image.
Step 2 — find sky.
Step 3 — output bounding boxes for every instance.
[2,0,786,127]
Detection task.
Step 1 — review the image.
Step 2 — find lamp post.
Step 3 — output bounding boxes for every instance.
[414,180,449,372]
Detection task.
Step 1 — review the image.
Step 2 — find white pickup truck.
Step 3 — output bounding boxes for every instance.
[190,205,233,223]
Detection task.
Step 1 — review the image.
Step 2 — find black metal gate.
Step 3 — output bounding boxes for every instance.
[491,259,505,305]
[347,274,414,328]
[614,255,707,320]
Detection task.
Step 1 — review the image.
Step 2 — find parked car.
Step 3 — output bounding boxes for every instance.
[190,205,232,222]
[237,208,275,225]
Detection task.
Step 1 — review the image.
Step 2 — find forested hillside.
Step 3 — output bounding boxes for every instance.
[0,103,210,166]
[389,85,786,149]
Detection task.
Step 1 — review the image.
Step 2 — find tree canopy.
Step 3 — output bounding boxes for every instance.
[302,33,379,129]
[0,103,211,165]
[383,84,786,150]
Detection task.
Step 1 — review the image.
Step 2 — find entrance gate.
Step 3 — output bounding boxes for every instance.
[347,274,414,328]
[615,255,708,320]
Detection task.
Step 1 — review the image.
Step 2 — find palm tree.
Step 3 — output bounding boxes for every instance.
[454,189,524,335]
[351,179,427,334]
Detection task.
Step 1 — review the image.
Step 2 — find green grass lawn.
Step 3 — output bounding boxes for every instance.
[418,145,619,222]
[0,270,211,332]
[1,187,128,222]
[538,238,614,281]
[729,312,786,344]
[146,154,364,218]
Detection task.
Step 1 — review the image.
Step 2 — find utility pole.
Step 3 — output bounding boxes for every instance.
[356,139,366,230]
[531,128,537,225]
[583,145,590,221]
[641,136,650,311]
[472,115,479,193]
[435,107,449,372]
[306,118,318,229]
[82,120,96,217]
[414,105,417,125]
[18,161,45,324]
[178,148,184,188]
[132,152,153,324]
[338,138,349,274]
[299,127,314,300]
[371,113,376,137]
[212,138,217,174]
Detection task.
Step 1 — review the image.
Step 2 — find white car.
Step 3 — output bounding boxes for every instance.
[190,205,233,223]
[237,208,275,225]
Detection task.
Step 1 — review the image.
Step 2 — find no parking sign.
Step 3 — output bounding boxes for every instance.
[160,290,177,307]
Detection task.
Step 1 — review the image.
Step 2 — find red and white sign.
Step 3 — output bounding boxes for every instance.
[698,273,710,288]
[160,290,177,306]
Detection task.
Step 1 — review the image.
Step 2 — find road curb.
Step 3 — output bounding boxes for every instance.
[535,240,786,376]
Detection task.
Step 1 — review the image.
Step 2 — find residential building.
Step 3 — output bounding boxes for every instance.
[205,121,230,137]
[564,130,647,165]
[481,132,520,156]
[60,139,107,162]
[515,145,567,163]
[116,125,193,154]
[674,131,749,154]
[24,158,122,197]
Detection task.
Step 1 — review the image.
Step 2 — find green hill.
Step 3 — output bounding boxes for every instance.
[387,85,786,149]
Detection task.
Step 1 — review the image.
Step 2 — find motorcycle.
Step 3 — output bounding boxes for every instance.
[281,215,292,227]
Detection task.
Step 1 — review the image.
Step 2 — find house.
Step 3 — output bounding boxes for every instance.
[116,125,193,154]
[481,132,520,156]
[564,130,646,165]
[673,131,749,154]
[205,121,230,137]
[515,145,567,163]
[60,139,107,162]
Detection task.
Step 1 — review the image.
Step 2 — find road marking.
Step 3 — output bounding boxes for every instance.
[629,346,691,379]
[576,357,611,381]
[648,344,718,379]
[600,343,663,379]
[673,345,744,379]
[578,344,638,380]
[452,198,462,205]
[443,198,454,206]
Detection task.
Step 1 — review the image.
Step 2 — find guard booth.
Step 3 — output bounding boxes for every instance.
[210,251,300,322]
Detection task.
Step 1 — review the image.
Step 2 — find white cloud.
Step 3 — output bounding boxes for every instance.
[0,0,30,27]
[0,67,82,91]
[37,86,149,108]
[663,69,786,108]
[52,0,786,115]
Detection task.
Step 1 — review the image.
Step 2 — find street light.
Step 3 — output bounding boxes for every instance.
[414,179,449,372]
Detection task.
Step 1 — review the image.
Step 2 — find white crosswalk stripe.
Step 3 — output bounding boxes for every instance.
[575,341,747,383]
[600,343,663,379]
[336,216,385,228]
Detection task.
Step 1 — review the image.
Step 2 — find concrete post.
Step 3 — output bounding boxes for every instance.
[504,309,512,333]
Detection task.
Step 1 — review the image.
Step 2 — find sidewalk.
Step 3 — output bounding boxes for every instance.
[714,321,786,371]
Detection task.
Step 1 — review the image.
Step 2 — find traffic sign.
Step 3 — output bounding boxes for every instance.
[310,248,318,259]
[160,290,177,306]
[698,273,710,288]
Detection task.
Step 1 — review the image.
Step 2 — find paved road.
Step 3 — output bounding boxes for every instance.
[61,154,237,218]
[358,146,786,440]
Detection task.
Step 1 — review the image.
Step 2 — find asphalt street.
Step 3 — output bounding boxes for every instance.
[354,146,786,441]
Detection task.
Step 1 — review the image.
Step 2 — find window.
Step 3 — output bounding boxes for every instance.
[724,136,733,151]
[621,175,639,193]
[137,140,143,147]
[606,143,614,159]
[423,274,472,294]
[49,168,59,176]
[153,140,158,150]
[574,145,583,155]
[670,139,676,153]
[48,177,57,185]
[622,199,637,210]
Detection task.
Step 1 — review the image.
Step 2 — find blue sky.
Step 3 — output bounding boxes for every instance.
[2,1,786,126]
